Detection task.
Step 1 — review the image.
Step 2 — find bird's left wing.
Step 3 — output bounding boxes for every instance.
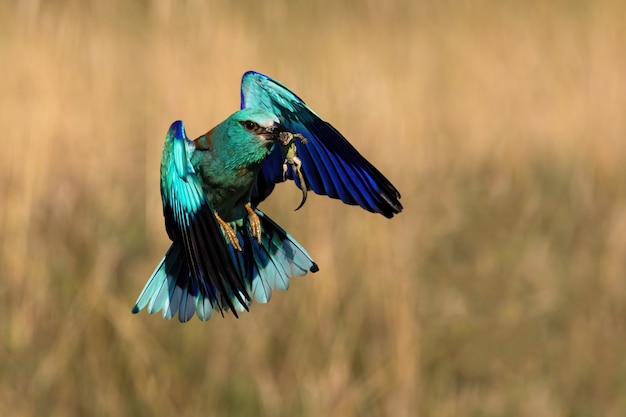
[138,121,250,318]
[241,71,402,218]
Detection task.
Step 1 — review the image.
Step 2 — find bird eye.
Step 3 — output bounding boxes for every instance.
[243,121,258,131]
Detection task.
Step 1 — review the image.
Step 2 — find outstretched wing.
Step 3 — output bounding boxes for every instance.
[140,120,249,318]
[241,71,402,218]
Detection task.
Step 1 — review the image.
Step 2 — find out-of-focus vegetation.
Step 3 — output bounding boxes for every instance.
[1,0,626,415]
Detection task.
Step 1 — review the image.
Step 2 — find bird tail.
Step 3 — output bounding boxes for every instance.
[131,242,223,322]
[132,209,318,322]
[233,208,319,305]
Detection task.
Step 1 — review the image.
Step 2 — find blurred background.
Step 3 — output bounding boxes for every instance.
[1,0,626,416]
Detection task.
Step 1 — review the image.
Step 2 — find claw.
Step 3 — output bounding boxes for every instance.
[245,203,262,243]
[214,211,242,251]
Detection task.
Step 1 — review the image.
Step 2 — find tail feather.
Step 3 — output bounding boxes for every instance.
[195,296,214,321]
[241,209,318,304]
[133,243,214,322]
[132,209,318,322]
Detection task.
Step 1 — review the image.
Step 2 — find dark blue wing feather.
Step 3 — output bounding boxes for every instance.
[241,71,402,218]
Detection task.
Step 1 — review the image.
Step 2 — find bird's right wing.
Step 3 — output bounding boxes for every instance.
[134,121,250,319]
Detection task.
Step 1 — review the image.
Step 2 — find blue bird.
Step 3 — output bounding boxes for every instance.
[132,71,402,322]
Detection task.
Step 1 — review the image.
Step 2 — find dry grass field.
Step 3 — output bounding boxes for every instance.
[1,1,626,416]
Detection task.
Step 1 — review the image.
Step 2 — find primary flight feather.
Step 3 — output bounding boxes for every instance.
[133,71,402,322]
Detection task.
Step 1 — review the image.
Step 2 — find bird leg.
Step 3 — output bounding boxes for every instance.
[278,132,308,210]
[245,203,262,243]
[214,211,242,251]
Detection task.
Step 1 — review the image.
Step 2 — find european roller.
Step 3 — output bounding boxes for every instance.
[132,71,402,322]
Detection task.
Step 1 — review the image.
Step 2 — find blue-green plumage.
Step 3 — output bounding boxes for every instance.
[133,71,401,322]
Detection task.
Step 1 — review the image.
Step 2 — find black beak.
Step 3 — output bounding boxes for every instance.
[262,123,287,142]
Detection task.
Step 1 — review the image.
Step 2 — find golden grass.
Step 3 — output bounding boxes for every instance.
[2,1,626,415]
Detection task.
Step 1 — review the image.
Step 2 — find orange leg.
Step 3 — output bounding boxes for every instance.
[245,203,262,243]
[214,211,242,251]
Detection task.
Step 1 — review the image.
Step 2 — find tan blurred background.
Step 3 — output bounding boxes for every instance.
[1,0,626,416]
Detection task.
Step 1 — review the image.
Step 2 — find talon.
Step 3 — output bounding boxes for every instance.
[245,203,262,243]
[214,211,242,251]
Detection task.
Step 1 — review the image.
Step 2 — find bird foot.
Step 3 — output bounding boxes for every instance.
[214,211,242,251]
[245,203,261,243]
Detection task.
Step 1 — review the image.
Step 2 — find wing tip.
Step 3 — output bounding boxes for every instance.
[242,70,265,79]
[167,120,187,141]
[241,70,269,109]
[380,202,403,219]
[386,198,403,218]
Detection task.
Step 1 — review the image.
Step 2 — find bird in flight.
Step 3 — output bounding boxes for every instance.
[132,71,402,322]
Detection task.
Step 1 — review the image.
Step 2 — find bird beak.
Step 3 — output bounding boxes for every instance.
[261,123,287,142]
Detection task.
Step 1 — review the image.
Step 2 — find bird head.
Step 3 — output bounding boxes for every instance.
[193,108,286,169]
[194,108,285,152]
[229,108,285,145]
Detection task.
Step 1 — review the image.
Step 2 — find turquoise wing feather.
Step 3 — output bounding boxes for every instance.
[133,121,250,321]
